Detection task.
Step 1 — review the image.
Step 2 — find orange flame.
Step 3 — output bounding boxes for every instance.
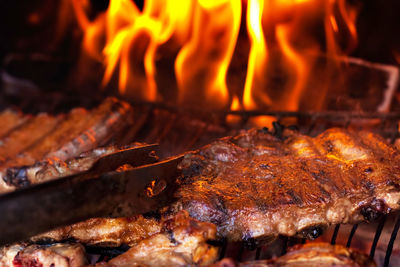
[243,0,269,110]
[175,0,241,109]
[74,0,361,126]
[325,0,360,57]
[226,96,242,125]
[275,23,309,112]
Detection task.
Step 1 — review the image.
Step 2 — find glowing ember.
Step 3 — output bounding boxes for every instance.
[72,0,360,125]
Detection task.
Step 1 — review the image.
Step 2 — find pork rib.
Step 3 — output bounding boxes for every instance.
[0,109,29,139]
[0,97,133,193]
[32,214,162,247]
[95,211,218,267]
[174,127,400,241]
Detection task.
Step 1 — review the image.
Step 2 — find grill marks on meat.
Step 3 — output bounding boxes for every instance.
[175,128,400,241]
[0,113,61,164]
[0,97,133,193]
[211,243,376,267]
[0,243,87,267]
[95,211,218,267]
[0,110,29,139]
[43,98,132,161]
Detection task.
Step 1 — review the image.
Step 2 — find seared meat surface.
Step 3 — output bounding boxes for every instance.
[95,211,218,267]
[4,143,144,188]
[0,97,133,193]
[175,128,400,241]
[0,109,28,138]
[212,243,375,267]
[32,215,162,247]
[0,243,87,267]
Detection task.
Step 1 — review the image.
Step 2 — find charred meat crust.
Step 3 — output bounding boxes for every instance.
[174,127,400,241]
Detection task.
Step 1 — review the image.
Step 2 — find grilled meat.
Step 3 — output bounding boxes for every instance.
[211,243,375,267]
[174,127,400,241]
[3,143,144,188]
[31,127,400,247]
[95,211,218,267]
[0,243,87,267]
[0,109,29,139]
[0,113,61,164]
[0,97,133,193]
[32,215,162,247]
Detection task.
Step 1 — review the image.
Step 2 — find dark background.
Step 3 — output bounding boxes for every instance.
[0,0,399,112]
[0,0,399,63]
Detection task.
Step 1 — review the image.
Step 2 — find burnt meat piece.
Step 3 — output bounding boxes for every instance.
[95,211,218,267]
[0,97,133,193]
[175,128,400,241]
[211,243,375,267]
[0,243,87,267]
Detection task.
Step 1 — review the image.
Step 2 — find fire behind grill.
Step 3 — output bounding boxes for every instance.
[2,95,400,266]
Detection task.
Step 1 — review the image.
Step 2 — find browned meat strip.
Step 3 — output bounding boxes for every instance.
[2,108,87,170]
[0,97,133,193]
[0,109,28,139]
[174,127,400,241]
[32,215,162,247]
[211,243,375,267]
[0,113,61,164]
[95,211,218,267]
[25,97,133,162]
[4,143,144,188]
[0,243,87,267]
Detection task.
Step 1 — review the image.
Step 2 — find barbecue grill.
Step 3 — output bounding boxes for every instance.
[2,0,400,266]
[91,105,400,267]
[2,91,400,266]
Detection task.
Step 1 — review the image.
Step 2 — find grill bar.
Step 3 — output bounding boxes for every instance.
[370,216,387,258]
[237,243,245,261]
[281,237,289,255]
[131,101,400,120]
[255,247,261,260]
[331,224,341,245]
[346,224,358,248]
[383,214,400,267]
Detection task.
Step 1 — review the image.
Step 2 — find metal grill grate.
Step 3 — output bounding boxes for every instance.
[121,103,400,267]
[3,95,400,266]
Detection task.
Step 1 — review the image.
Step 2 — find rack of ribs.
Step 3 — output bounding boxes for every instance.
[3,126,400,266]
[174,127,400,242]
[0,97,133,193]
[34,127,400,248]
